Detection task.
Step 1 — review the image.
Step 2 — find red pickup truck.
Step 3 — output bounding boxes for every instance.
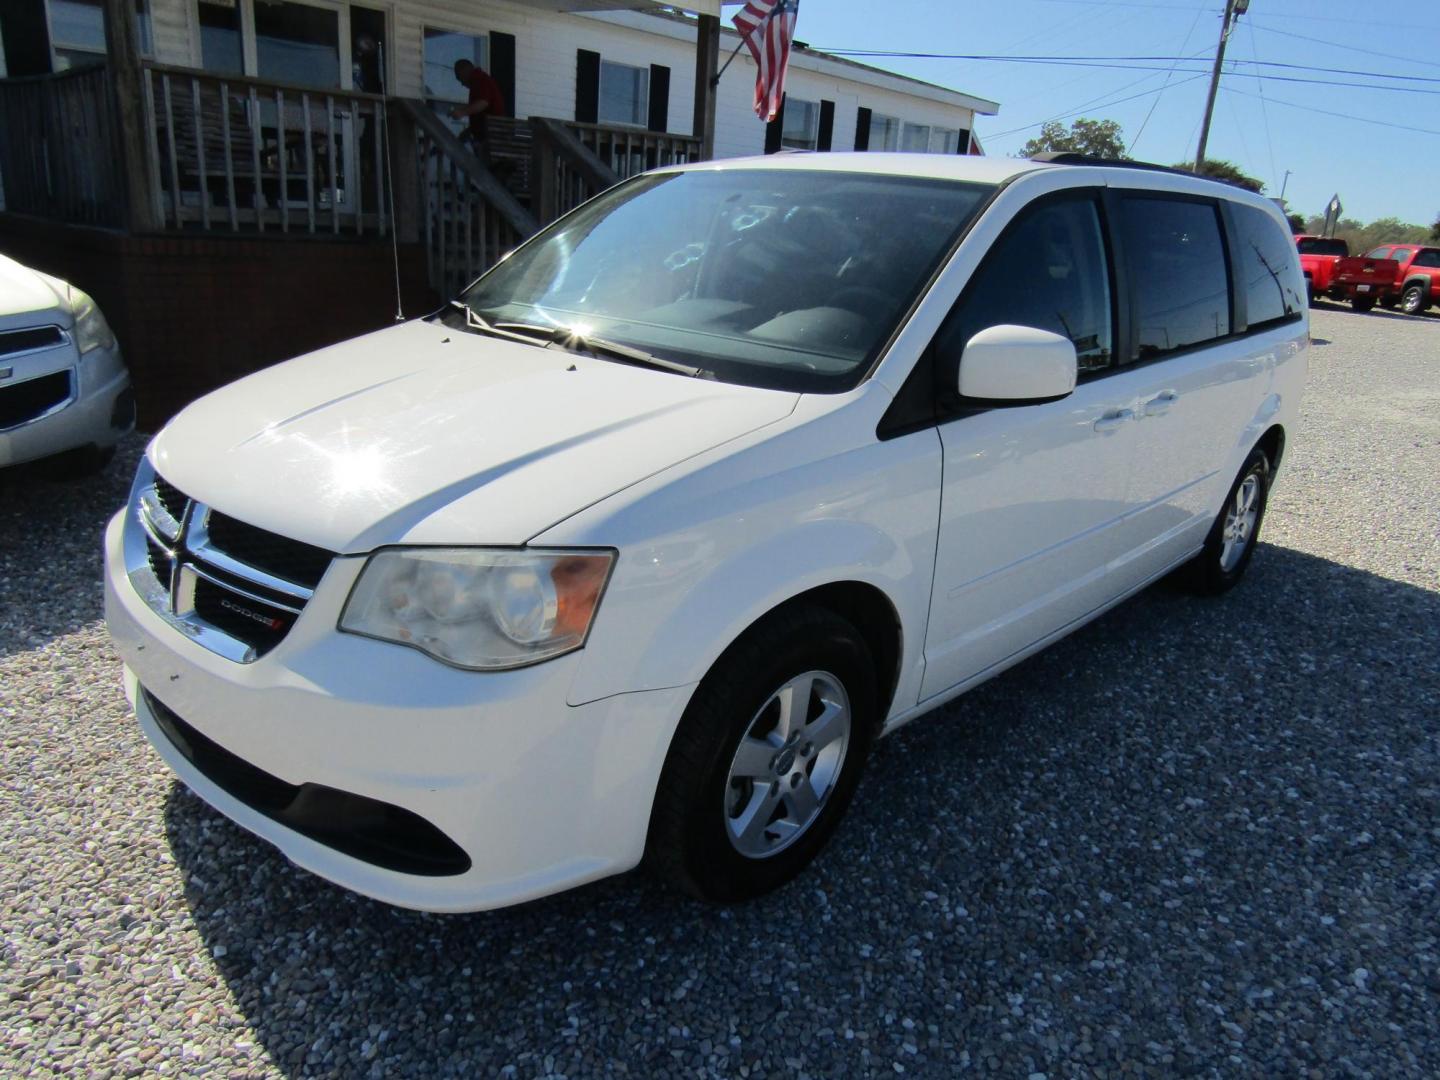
[1333,244,1440,314]
[1294,235,1349,304]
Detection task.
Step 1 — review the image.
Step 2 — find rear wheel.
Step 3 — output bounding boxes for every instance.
[1400,283,1428,314]
[1182,447,1271,595]
[647,605,877,902]
[1305,278,1316,306]
[1351,294,1376,313]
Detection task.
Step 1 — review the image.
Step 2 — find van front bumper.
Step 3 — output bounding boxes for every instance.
[104,511,691,912]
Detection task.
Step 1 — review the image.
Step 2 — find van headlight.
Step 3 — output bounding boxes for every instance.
[71,289,117,354]
[339,548,614,670]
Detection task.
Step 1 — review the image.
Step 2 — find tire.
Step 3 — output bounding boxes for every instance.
[1305,280,1316,307]
[1351,295,1376,312]
[1400,283,1427,315]
[1182,447,1271,595]
[647,605,877,902]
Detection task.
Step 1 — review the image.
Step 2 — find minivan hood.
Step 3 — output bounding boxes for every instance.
[151,320,798,552]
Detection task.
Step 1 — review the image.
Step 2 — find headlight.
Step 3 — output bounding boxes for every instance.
[339,548,614,670]
[71,289,117,354]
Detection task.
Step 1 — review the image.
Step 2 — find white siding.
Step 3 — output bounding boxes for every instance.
[143,0,991,158]
[149,0,195,66]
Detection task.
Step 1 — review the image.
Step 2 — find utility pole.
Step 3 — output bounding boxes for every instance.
[1279,169,1292,201]
[1193,0,1249,175]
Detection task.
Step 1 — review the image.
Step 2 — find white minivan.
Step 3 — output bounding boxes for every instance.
[104,153,1307,912]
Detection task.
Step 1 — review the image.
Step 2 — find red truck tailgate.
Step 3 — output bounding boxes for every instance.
[1335,256,1401,288]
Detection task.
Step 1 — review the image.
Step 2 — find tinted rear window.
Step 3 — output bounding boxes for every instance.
[1296,237,1348,257]
[1119,197,1231,358]
[1235,205,1305,327]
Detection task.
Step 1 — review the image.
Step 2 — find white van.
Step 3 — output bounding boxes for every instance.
[104,153,1307,912]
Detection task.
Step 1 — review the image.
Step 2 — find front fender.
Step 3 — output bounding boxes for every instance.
[546,421,943,714]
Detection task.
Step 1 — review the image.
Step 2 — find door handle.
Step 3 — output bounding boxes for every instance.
[1143,390,1178,417]
[1093,407,1134,433]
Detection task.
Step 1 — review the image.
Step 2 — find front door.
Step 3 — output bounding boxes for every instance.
[920,192,1141,700]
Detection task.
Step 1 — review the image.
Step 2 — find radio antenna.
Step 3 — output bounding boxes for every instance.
[377,42,404,322]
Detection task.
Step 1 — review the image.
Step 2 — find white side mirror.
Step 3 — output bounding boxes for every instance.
[958,324,1078,403]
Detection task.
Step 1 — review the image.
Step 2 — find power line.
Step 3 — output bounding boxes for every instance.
[985,72,1209,141]
[1224,85,1440,138]
[1247,20,1279,198]
[1248,23,1440,72]
[811,50,1440,83]
[810,51,1440,96]
[1131,6,1208,152]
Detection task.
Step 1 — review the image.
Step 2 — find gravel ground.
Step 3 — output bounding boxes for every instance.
[2,305,1437,1079]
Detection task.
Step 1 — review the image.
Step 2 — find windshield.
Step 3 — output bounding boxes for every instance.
[450,170,993,392]
[1296,238,1347,257]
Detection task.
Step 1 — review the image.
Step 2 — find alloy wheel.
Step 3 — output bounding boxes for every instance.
[1219,473,1261,572]
[723,670,852,858]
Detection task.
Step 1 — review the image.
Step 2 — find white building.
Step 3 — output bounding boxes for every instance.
[8,0,997,160]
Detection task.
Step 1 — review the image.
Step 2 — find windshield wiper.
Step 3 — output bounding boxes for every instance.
[492,322,707,378]
[447,302,554,350]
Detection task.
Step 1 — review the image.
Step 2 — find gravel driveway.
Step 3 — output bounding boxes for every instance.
[2,305,1437,1079]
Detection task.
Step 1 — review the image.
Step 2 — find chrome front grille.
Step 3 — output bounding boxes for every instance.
[127,463,336,662]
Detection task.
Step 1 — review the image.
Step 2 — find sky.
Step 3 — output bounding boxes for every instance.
[773,0,1440,226]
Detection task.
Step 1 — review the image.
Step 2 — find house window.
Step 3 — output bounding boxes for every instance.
[929,127,961,154]
[423,28,488,103]
[869,113,900,151]
[48,0,152,70]
[599,60,648,127]
[198,0,243,75]
[900,122,930,153]
[254,0,341,90]
[781,96,819,150]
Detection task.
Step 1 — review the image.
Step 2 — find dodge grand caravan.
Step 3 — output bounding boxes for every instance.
[104,153,1307,911]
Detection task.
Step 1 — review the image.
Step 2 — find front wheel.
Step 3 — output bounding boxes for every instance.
[1351,294,1376,312]
[1182,448,1271,595]
[1400,283,1428,314]
[646,605,877,902]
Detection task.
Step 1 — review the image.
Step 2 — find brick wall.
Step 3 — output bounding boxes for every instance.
[0,214,437,428]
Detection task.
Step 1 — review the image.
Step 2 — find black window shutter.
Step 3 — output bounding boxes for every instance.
[490,31,516,117]
[817,99,835,151]
[648,64,670,132]
[575,49,600,123]
[854,106,871,151]
[956,127,972,154]
[764,95,785,153]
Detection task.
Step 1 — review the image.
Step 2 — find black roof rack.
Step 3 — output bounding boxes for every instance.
[1027,152,1195,178]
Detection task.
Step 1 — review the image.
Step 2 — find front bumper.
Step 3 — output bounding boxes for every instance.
[104,511,691,912]
[0,343,133,468]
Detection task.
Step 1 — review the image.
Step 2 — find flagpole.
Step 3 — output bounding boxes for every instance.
[712,36,747,86]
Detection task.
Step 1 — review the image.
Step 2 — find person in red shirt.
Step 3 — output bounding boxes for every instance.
[450,60,506,164]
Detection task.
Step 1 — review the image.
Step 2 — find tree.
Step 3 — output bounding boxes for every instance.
[1431,214,1440,242]
[1176,159,1264,193]
[1020,118,1126,160]
[1302,214,1430,252]
[1287,212,1306,234]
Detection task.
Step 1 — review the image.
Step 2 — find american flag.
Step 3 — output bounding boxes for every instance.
[732,0,800,123]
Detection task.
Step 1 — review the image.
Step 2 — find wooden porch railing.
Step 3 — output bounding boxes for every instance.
[561,121,704,181]
[398,100,538,299]
[140,62,392,235]
[0,64,125,228]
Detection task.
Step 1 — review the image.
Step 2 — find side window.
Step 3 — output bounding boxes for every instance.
[1390,248,1413,263]
[935,197,1114,391]
[1233,204,1305,327]
[1119,197,1230,358]
[1412,250,1440,269]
